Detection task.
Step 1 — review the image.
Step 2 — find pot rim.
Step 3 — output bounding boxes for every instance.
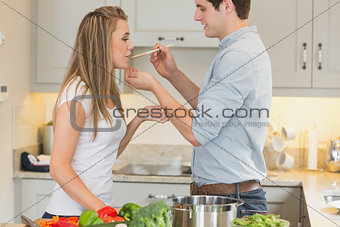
[173,195,244,207]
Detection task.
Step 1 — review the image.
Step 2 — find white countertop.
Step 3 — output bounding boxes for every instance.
[13,168,340,227]
[264,170,340,227]
[0,223,24,227]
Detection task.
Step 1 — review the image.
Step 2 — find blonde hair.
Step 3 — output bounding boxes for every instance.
[54,6,127,140]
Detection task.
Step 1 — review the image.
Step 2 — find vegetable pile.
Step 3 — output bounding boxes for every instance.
[79,206,127,226]
[40,216,79,227]
[39,201,171,227]
[232,213,289,227]
[39,205,127,227]
[118,203,141,222]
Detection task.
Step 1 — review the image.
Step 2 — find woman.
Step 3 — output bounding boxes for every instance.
[43,6,166,218]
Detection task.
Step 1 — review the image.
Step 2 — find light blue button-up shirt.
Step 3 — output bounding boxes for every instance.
[191,26,272,186]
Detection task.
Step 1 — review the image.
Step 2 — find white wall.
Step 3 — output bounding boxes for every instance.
[0,0,31,222]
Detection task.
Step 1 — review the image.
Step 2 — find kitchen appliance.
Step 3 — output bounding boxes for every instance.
[323,190,340,210]
[323,190,340,203]
[171,195,243,227]
[326,138,340,172]
[42,122,53,155]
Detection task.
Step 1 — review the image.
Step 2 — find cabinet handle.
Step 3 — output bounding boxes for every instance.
[158,36,184,41]
[148,194,175,199]
[302,43,307,70]
[317,43,322,70]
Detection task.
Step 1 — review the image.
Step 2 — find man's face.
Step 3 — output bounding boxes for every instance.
[194,0,227,40]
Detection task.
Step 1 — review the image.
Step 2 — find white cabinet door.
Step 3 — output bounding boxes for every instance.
[248,0,313,88]
[312,0,340,88]
[263,186,302,227]
[121,0,218,47]
[112,182,190,208]
[19,179,56,220]
[35,0,120,84]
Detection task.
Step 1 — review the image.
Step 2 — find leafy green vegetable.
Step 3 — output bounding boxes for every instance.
[232,213,289,227]
[129,201,171,227]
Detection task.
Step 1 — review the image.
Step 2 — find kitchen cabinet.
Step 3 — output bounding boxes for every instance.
[312,0,340,88]
[14,179,55,221]
[249,0,340,89]
[30,0,130,93]
[111,182,190,207]
[112,182,303,226]
[263,186,303,227]
[120,0,218,47]
[14,178,305,226]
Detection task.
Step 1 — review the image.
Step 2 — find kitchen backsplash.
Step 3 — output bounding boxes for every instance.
[38,94,340,145]
[13,93,46,149]
[116,144,193,165]
[15,92,340,171]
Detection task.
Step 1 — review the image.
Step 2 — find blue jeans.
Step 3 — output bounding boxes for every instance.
[217,188,267,218]
[42,212,79,219]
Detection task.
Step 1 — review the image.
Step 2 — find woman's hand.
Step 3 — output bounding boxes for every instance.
[124,67,158,91]
[117,105,168,158]
[137,105,168,123]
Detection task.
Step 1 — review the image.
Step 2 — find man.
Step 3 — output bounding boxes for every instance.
[125,0,272,217]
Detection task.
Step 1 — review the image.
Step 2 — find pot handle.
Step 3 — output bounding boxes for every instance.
[170,206,192,219]
[237,199,244,207]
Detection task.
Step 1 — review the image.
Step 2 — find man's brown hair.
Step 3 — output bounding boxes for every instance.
[207,0,251,20]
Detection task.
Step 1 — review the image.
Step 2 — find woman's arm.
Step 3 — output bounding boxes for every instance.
[50,102,106,211]
[117,105,167,158]
[116,116,143,158]
[124,69,200,147]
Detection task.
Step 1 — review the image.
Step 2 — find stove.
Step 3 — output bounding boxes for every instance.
[114,164,192,177]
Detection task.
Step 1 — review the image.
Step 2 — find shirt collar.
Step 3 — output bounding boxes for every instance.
[218,26,257,51]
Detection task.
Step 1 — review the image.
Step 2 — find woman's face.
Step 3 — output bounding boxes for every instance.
[111,19,134,69]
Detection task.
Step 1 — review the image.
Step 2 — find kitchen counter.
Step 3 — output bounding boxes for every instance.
[263,170,340,227]
[0,224,24,227]
[13,166,340,227]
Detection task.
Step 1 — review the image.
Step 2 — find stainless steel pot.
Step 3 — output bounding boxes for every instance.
[171,195,243,227]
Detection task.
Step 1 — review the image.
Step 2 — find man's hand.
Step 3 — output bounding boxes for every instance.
[150,43,178,80]
[124,67,158,91]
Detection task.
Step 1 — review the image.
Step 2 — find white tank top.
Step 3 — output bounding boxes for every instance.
[46,77,126,216]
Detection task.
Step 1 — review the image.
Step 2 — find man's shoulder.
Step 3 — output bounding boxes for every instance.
[216,47,253,66]
[228,31,265,54]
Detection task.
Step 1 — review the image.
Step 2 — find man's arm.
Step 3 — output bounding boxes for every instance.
[168,69,200,109]
[124,69,200,147]
[151,80,201,146]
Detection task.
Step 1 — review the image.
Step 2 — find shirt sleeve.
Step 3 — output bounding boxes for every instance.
[58,78,92,117]
[191,49,254,146]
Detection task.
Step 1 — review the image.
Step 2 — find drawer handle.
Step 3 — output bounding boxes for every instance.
[302,42,307,70]
[317,43,322,70]
[158,36,184,41]
[148,194,175,199]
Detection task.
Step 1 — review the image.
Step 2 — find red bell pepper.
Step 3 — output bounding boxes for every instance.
[55,220,78,227]
[102,216,125,223]
[112,216,125,222]
[97,206,117,219]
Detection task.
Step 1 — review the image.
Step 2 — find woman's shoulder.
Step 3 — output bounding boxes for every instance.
[63,76,91,96]
[58,76,91,107]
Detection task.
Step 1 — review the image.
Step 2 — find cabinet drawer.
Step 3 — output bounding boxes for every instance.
[112,182,190,207]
